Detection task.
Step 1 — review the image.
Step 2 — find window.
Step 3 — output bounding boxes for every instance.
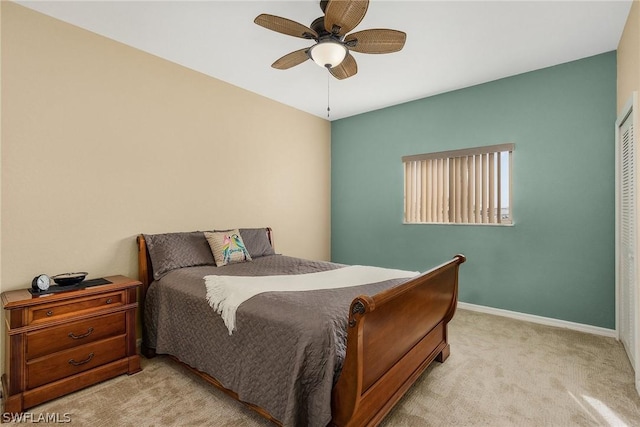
[403,143,514,225]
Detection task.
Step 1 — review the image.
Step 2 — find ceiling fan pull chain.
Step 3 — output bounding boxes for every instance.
[327,71,331,118]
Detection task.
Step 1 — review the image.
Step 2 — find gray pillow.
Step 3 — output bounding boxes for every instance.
[239,228,276,258]
[144,231,216,280]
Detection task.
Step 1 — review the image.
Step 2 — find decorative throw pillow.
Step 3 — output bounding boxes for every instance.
[239,228,276,258]
[144,232,216,280]
[205,229,253,267]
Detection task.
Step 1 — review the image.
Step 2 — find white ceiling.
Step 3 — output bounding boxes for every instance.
[17,0,633,121]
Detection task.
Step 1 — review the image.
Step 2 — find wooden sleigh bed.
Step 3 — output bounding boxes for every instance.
[137,229,465,427]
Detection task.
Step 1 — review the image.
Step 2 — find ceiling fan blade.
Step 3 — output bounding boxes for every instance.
[329,53,357,80]
[272,48,310,70]
[254,14,318,40]
[345,29,406,54]
[324,0,369,36]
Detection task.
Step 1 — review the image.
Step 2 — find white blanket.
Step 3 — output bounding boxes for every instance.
[205,265,419,334]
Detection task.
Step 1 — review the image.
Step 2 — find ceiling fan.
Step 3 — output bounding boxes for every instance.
[254,0,406,80]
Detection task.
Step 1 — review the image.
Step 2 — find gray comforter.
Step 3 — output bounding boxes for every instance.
[143,255,408,427]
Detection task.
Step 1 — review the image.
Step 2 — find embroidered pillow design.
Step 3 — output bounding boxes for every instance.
[205,229,252,267]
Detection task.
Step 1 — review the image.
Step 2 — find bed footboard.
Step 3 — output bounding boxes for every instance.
[331,254,466,427]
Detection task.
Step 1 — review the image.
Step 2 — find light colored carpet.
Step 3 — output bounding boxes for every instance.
[10,309,640,426]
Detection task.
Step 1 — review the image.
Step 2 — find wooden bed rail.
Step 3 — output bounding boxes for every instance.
[332,254,466,427]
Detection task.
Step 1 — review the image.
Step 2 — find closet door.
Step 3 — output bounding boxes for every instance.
[616,92,639,395]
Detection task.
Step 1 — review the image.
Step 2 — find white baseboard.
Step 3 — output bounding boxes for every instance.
[457,302,617,339]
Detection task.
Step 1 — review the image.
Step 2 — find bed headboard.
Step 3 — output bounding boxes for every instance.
[136,234,153,291]
[136,228,274,307]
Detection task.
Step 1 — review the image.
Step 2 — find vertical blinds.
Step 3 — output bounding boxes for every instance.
[402,143,514,224]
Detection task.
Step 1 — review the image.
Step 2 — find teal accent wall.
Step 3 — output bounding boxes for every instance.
[331,52,617,329]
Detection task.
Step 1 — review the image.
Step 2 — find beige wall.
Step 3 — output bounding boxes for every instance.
[0,2,331,295]
[618,0,640,113]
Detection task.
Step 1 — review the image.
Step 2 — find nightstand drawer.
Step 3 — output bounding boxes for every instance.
[26,335,126,389]
[28,291,125,325]
[26,312,126,360]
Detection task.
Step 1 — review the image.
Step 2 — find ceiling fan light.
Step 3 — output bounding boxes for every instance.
[310,41,347,69]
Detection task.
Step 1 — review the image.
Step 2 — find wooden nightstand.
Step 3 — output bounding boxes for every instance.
[1,275,141,414]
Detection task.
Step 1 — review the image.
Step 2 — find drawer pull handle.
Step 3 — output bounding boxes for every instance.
[68,352,94,366]
[68,327,94,340]
[46,311,53,317]
[105,298,113,304]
